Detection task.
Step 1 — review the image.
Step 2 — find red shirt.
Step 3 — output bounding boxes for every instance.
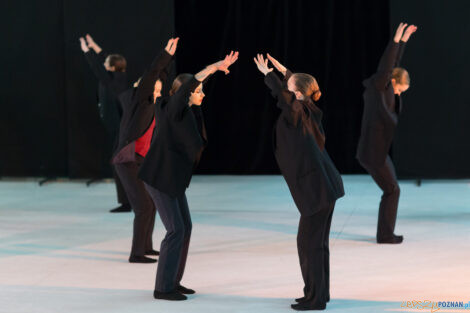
[135,118,156,157]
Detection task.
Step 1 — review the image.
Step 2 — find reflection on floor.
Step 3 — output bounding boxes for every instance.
[0,175,469,313]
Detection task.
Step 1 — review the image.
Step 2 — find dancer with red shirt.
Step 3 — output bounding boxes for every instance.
[112,38,179,263]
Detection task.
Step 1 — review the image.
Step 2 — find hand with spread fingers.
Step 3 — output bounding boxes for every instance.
[212,51,239,75]
[253,54,273,76]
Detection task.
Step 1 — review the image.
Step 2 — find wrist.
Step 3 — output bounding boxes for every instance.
[207,64,217,73]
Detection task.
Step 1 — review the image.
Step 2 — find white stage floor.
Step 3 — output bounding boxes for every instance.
[0,175,469,313]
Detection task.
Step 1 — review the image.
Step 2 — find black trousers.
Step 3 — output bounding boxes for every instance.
[297,202,334,307]
[114,155,156,257]
[144,184,192,293]
[106,130,129,207]
[362,155,400,240]
[113,166,129,206]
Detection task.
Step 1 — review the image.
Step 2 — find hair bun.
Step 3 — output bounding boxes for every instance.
[312,90,321,102]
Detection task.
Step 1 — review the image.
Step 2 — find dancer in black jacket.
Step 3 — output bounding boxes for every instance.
[79,34,131,213]
[139,49,239,301]
[112,38,179,263]
[356,23,417,244]
[254,53,344,311]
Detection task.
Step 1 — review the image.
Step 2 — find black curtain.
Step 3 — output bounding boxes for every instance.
[63,1,175,178]
[0,0,174,178]
[390,1,470,178]
[175,0,390,174]
[0,1,67,177]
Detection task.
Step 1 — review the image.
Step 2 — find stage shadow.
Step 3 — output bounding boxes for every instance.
[0,284,405,313]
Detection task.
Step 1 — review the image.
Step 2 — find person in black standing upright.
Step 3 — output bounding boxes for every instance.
[254,54,344,311]
[79,34,131,213]
[112,38,179,263]
[356,23,418,244]
[139,49,239,301]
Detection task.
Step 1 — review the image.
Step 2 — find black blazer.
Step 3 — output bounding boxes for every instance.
[84,50,129,135]
[356,40,406,168]
[138,77,206,197]
[112,50,172,164]
[265,71,344,216]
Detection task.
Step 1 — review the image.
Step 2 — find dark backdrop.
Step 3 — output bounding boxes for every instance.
[175,0,390,174]
[5,1,467,178]
[390,1,470,178]
[0,0,174,178]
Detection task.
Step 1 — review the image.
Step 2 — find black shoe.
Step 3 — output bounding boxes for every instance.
[110,204,132,213]
[145,249,160,256]
[176,284,195,294]
[153,290,187,301]
[291,303,326,311]
[377,234,403,244]
[129,255,157,263]
[296,297,329,303]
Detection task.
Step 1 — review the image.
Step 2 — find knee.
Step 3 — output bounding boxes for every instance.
[168,224,185,243]
[384,184,400,197]
[184,222,192,238]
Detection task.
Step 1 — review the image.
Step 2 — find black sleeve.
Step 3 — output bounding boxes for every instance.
[395,41,406,67]
[84,50,113,86]
[264,70,297,110]
[97,50,107,64]
[373,40,400,90]
[167,77,201,119]
[135,50,173,105]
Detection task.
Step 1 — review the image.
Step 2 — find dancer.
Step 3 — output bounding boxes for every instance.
[139,50,239,301]
[112,38,179,263]
[254,54,344,311]
[356,23,417,244]
[80,34,131,213]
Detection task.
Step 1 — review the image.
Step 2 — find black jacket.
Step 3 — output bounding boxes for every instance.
[265,71,344,216]
[138,77,207,197]
[112,50,172,164]
[84,50,129,135]
[356,40,406,168]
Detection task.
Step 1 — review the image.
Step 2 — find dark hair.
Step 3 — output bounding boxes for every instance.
[392,67,410,85]
[291,73,322,102]
[106,54,127,72]
[290,73,325,150]
[169,73,194,96]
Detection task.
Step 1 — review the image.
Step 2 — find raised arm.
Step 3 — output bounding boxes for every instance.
[254,54,296,110]
[374,23,417,89]
[136,38,179,104]
[80,36,113,85]
[169,51,239,118]
[396,25,417,67]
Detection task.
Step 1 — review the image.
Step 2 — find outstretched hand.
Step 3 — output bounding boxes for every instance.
[79,37,89,52]
[85,34,102,53]
[266,53,287,76]
[253,54,273,76]
[85,34,96,47]
[165,37,179,56]
[213,51,239,74]
[401,25,418,42]
[393,23,408,43]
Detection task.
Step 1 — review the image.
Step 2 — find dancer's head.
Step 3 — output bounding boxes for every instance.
[287,73,322,102]
[133,77,162,100]
[170,73,205,106]
[391,67,410,95]
[104,54,127,72]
